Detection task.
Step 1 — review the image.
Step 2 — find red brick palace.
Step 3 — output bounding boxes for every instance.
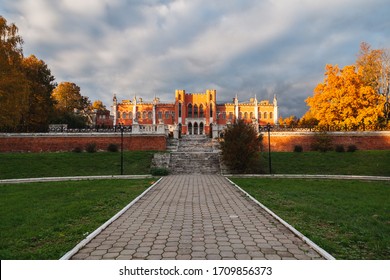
[111,89,278,136]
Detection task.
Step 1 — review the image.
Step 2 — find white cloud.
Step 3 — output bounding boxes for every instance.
[1,0,389,116]
[60,0,120,17]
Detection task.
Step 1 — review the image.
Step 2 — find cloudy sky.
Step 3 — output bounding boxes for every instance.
[1,0,389,117]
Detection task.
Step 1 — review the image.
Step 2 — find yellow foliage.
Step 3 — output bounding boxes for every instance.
[306,64,385,130]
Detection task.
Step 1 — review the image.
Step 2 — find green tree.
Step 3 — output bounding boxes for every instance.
[21,55,56,131]
[0,16,29,131]
[220,120,263,173]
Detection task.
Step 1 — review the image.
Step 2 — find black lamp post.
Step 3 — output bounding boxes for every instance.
[266,123,272,174]
[120,123,124,175]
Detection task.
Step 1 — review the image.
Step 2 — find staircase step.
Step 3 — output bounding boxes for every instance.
[168,135,222,174]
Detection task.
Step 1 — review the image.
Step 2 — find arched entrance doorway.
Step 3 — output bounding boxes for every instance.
[188,122,192,135]
[199,122,204,135]
[194,122,198,135]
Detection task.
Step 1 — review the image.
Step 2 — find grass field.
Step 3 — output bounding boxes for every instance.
[0,151,155,179]
[263,150,390,176]
[1,150,389,259]
[1,150,389,179]
[231,178,390,260]
[0,179,153,259]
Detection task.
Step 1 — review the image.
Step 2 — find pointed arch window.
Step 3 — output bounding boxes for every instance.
[188,104,193,118]
[199,104,204,118]
[194,104,198,117]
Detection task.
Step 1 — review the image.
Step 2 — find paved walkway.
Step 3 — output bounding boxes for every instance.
[68,175,327,260]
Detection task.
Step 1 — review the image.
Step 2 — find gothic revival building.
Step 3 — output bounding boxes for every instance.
[111,89,278,136]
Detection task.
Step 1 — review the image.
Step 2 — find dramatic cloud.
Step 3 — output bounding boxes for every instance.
[1,0,389,117]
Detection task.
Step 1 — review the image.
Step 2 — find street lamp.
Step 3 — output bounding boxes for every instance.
[120,123,124,175]
[266,123,272,174]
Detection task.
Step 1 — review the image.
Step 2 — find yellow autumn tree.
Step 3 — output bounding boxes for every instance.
[305,64,385,130]
[52,82,85,113]
[0,16,29,131]
[91,100,107,111]
[278,115,299,127]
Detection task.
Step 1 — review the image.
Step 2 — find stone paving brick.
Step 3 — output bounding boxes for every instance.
[69,175,328,260]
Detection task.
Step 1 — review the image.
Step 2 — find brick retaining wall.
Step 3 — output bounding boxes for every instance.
[0,134,166,152]
[265,131,390,152]
[0,132,389,153]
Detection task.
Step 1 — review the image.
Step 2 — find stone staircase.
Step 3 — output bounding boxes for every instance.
[169,135,221,174]
[166,138,179,152]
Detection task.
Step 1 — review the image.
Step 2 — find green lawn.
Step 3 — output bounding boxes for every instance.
[0,179,153,259]
[1,150,389,180]
[262,150,390,176]
[231,178,390,260]
[0,151,155,179]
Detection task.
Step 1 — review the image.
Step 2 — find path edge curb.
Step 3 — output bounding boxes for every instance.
[60,177,163,260]
[0,175,154,184]
[225,176,336,260]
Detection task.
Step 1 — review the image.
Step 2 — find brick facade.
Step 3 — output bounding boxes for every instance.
[112,89,278,137]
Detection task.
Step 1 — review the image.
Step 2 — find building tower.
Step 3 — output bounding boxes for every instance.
[273,95,279,125]
[254,95,259,120]
[234,94,239,122]
[111,94,118,126]
[132,95,137,123]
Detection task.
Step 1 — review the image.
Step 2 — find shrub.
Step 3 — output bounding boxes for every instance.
[335,145,345,152]
[150,167,169,176]
[85,143,97,153]
[220,120,263,173]
[311,132,333,152]
[107,143,119,152]
[347,145,358,152]
[293,145,303,152]
[72,147,83,153]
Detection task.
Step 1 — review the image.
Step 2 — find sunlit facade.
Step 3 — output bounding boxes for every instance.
[111,89,278,136]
